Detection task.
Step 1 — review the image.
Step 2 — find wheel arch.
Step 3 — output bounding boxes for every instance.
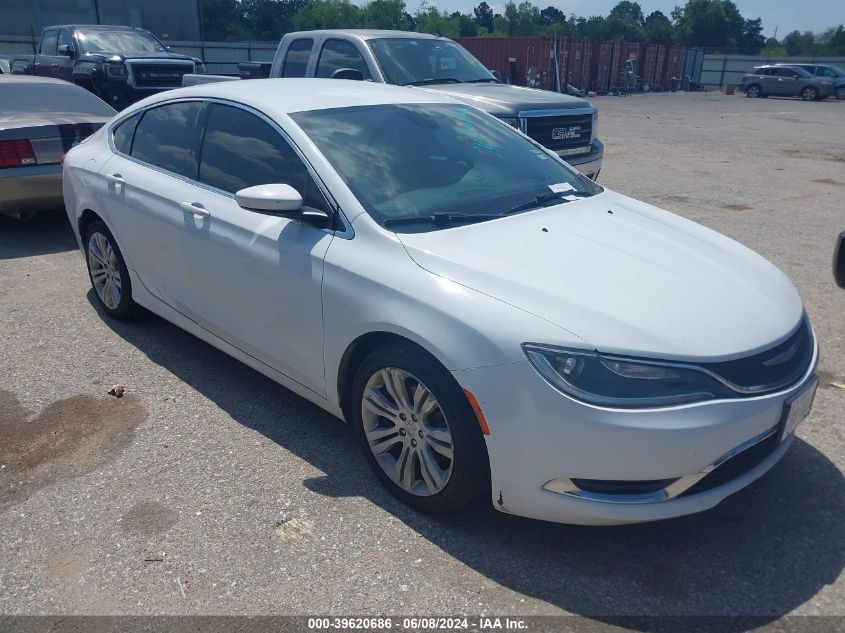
[336,331,451,424]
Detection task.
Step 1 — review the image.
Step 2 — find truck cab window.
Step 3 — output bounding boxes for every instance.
[316,39,372,80]
[57,29,74,53]
[282,39,313,78]
[40,30,58,56]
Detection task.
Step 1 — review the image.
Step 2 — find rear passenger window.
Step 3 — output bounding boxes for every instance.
[40,30,58,56]
[131,101,204,179]
[112,113,141,155]
[282,39,313,78]
[316,39,371,80]
[198,103,330,214]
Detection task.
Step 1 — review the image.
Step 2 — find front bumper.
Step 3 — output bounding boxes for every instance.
[0,164,63,217]
[563,139,603,180]
[453,341,818,525]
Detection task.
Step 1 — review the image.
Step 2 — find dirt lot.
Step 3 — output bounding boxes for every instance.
[1,92,843,622]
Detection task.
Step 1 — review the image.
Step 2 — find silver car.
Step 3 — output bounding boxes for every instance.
[740,65,835,101]
[0,75,115,220]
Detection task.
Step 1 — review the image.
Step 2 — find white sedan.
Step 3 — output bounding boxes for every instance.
[63,79,818,525]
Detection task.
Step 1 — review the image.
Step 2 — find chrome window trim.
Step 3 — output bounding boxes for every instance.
[106,96,353,239]
[544,424,782,504]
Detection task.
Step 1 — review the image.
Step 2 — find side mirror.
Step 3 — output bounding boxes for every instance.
[235,183,329,223]
[331,68,364,81]
[834,231,845,289]
[58,44,75,57]
[490,69,503,82]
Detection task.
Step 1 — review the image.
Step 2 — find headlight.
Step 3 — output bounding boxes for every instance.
[591,111,598,141]
[105,63,127,78]
[500,117,520,129]
[522,344,734,408]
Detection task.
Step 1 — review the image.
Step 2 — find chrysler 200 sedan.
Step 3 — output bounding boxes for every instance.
[63,79,818,525]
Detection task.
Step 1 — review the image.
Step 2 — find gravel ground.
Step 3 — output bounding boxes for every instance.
[0,91,843,623]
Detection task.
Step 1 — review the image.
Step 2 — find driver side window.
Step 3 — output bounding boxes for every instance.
[198,103,331,216]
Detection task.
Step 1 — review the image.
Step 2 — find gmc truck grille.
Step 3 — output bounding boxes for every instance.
[525,114,593,154]
[131,63,194,88]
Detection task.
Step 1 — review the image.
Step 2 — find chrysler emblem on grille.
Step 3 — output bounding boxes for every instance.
[762,337,801,366]
[552,126,582,140]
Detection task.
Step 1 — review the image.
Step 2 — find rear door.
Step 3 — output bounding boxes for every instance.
[99,100,207,304]
[34,29,59,77]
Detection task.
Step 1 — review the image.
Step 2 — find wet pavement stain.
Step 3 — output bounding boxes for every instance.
[0,389,147,509]
[121,500,179,535]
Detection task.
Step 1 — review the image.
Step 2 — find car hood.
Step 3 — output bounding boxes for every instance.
[395,191,803,361]
[83,52,196,63]
[415,83,593,117]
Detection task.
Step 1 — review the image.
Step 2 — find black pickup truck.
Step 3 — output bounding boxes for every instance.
[9,25,204,110]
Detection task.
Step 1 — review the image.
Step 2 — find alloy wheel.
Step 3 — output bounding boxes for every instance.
[801,87,818,101]
[746,85,760,98]
[361,367,454,497]
[87,232,122,310]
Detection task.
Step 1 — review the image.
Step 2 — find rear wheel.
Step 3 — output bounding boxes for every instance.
[351,344,489,514]
[800,86,819,101]
[745,84,762,98]
[84,220,141,320]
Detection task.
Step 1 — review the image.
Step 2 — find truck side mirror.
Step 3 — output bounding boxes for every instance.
[490,69,503,82]
[58,44,75,57]
[330,68,364,81]
[834,231,845,289]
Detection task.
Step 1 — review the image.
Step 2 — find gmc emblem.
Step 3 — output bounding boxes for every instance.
[552,126,582,140]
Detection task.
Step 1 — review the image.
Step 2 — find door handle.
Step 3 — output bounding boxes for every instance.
[105,173,126,185]
[180,201,210,218]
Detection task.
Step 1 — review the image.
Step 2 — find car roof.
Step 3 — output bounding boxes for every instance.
[287,29,443,41]
[47,25,142,31]
[0,74,72,86]
[129,78,452,117]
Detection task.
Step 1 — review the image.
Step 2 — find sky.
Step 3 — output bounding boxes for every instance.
[418,0,845,37]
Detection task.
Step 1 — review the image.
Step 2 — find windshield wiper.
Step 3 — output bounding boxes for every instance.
[465,78,500,83]
[502,190,593,216]
[383,212,502,228]
[402,78,464,86]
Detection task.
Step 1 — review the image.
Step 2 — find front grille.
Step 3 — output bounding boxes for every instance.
[680,431,781,497]
[131,63,194,88]
[524,114,593,151]
[703,316,814,394]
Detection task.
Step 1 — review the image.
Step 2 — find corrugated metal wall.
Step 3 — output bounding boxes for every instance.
[699,54,845,87]
[456,37,689,92]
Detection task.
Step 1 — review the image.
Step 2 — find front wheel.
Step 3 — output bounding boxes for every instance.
[84,220,141,320]
[800,86,819,101]
[836,86,845,100]
[351,345,489,514]
[745,84,762,98]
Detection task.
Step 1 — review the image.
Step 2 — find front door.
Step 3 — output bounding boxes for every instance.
[168,102,335,394]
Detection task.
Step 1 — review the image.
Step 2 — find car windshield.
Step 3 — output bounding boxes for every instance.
[290,104,600,232]
[77,29,167,54]
[369,38,496,86]
[0,82,116,118]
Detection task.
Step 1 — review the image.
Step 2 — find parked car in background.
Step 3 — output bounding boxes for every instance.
[185,30,604,180]
[0,75,115,220]
[64,79,818,525]
[778,63,845,100]
[9,25,204,110]
[740,65,835,101]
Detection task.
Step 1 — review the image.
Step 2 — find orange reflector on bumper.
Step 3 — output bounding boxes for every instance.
[463,388,490,435]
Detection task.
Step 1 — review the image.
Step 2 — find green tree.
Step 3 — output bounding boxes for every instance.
[473,2,495,32]
[643,10,673,45]
[360,0,408,29]
[783,30,817,56]
[739,17,765,54]
[672,0,745,52]
[540,6,565,26]
[503,0,541,36]
[293,0,361,29]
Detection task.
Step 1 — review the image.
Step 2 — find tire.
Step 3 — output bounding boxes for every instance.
[837,86,845,100]
[350,344,489,514]
[84,220,141,320]
[745,84,762,98]
[800,86,819,101]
